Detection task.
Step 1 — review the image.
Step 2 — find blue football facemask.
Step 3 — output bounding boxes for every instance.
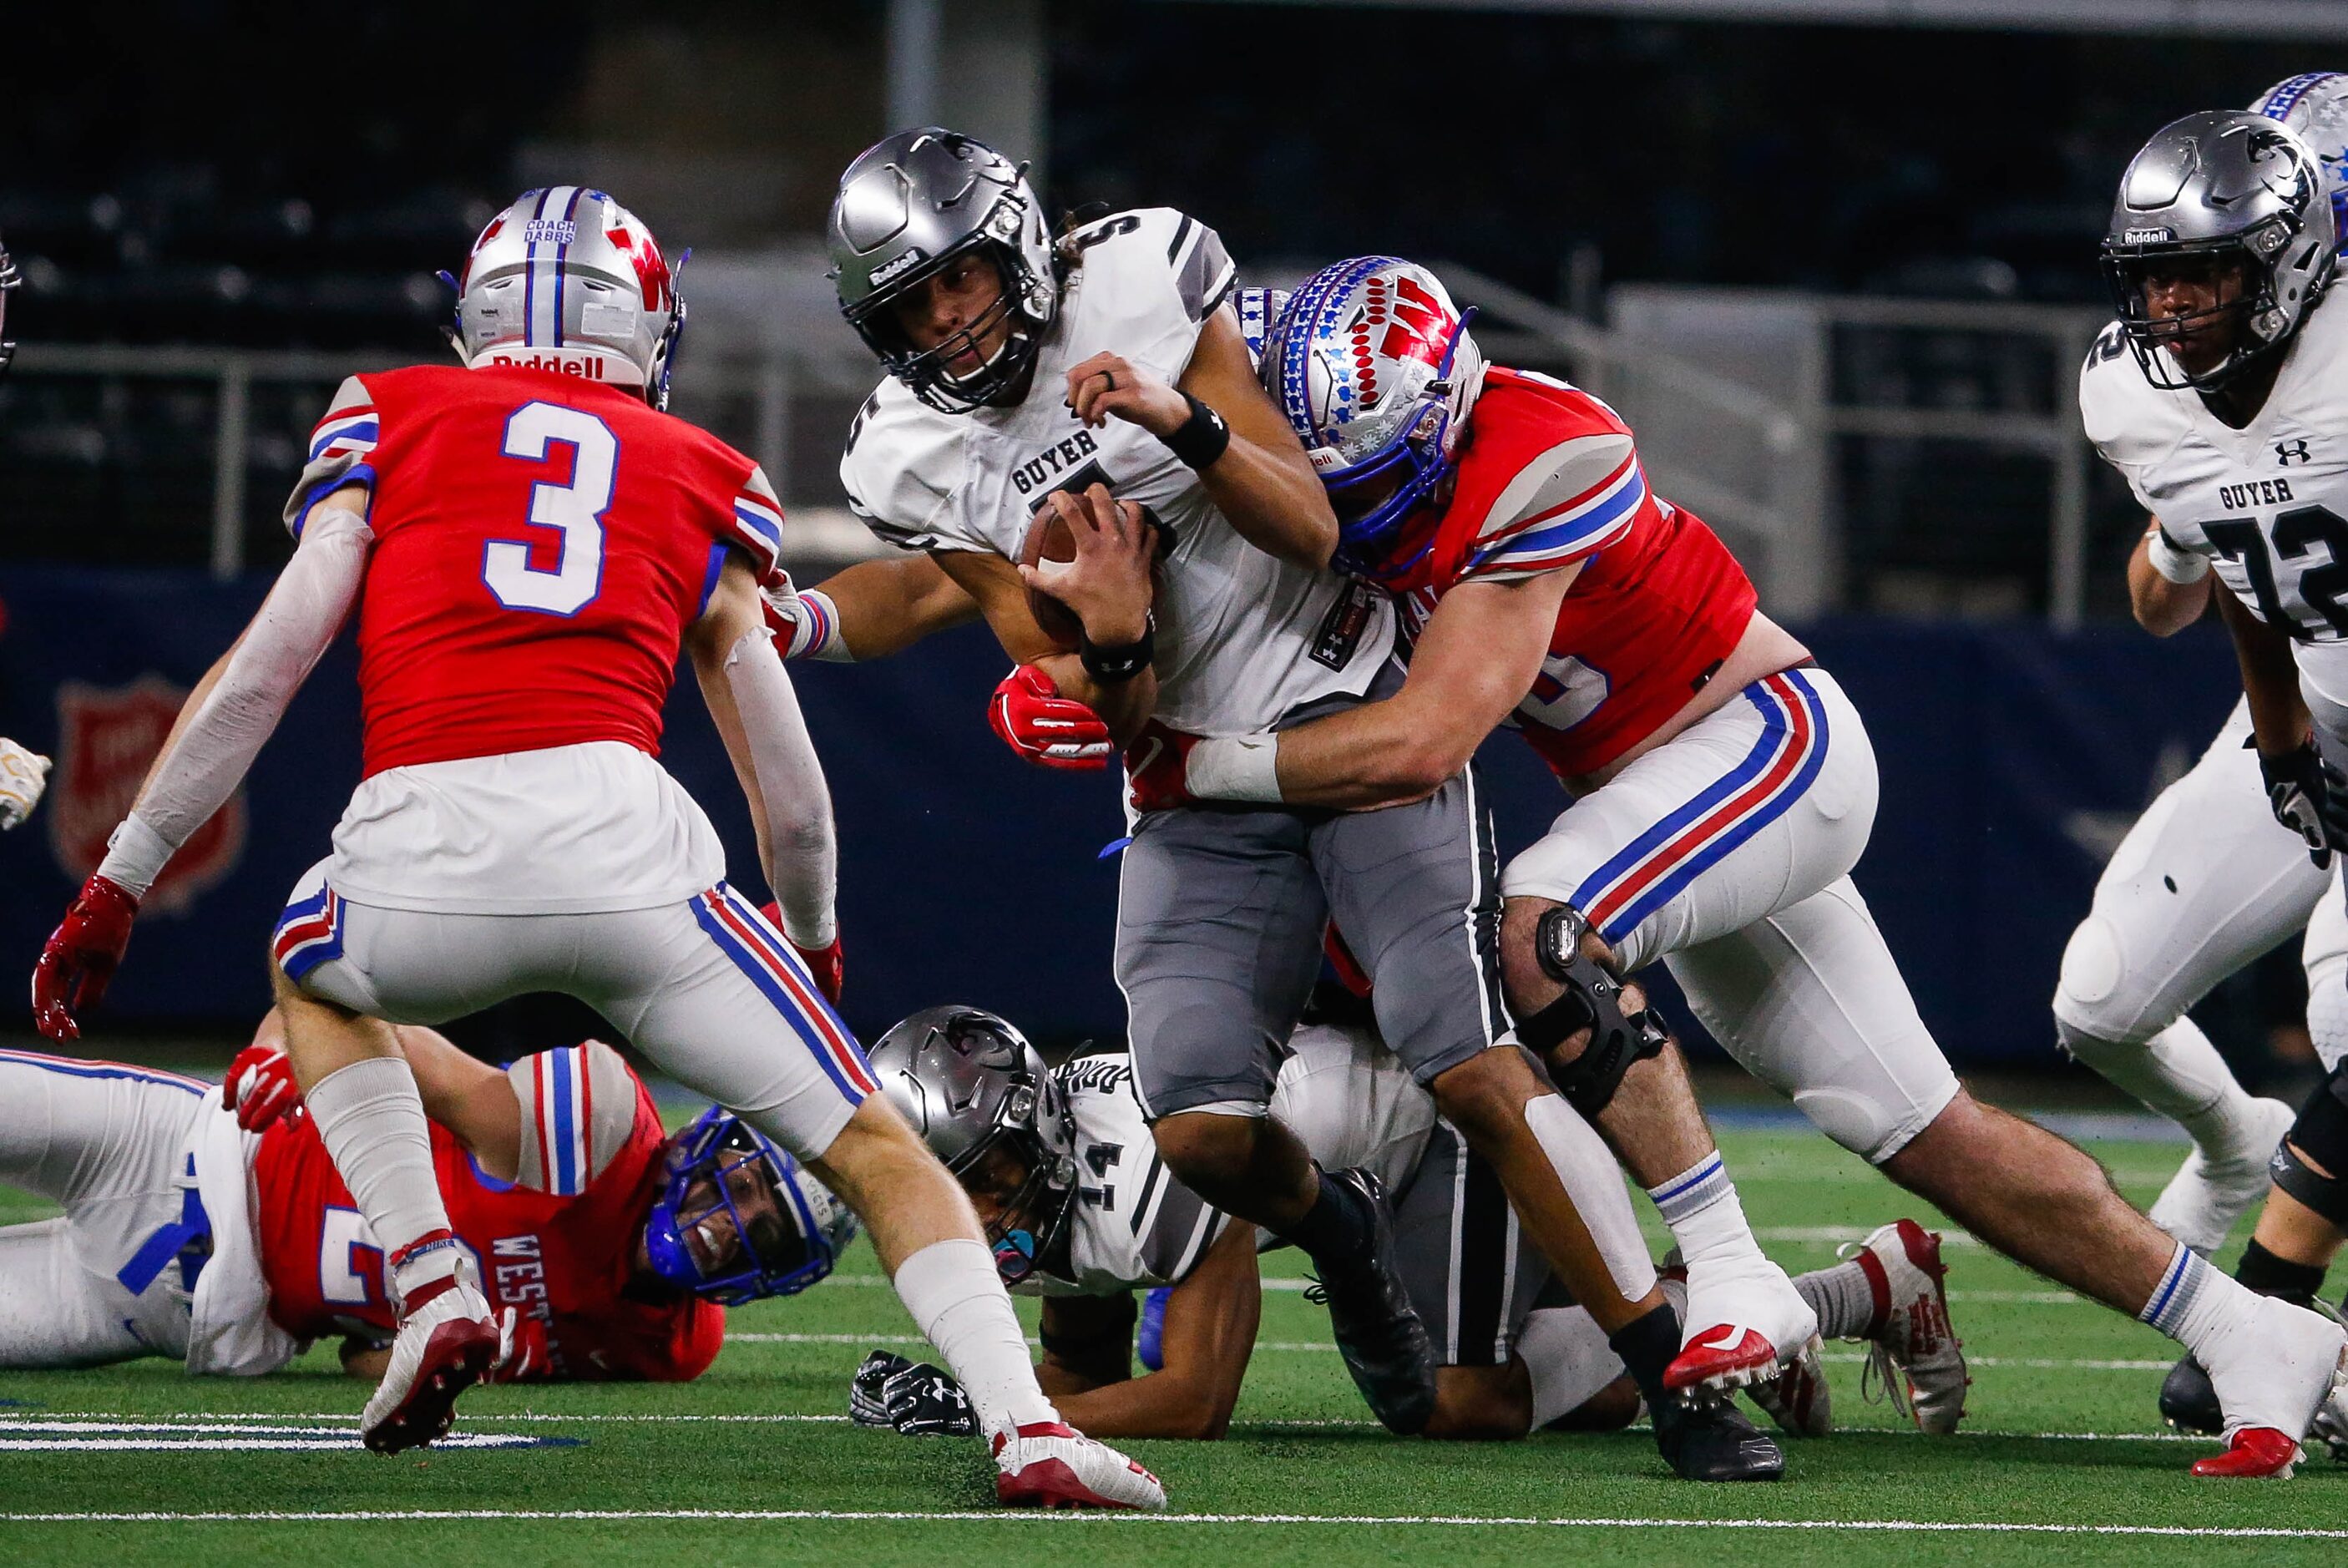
[1321,307,1480,583]
[642,1106,856,1305]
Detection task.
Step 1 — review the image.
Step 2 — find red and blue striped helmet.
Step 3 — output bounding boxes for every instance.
[642,1105,858,1304]
[454,187,686,410]
[1261,256,1483,582]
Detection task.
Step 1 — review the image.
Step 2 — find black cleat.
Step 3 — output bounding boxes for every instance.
[2158,1353,2222,1436]
[1651,1390,1785,1481]
[1308,1168,1438,1435]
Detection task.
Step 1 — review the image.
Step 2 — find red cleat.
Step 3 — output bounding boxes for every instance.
[2192,1427,2303,1479]
[993,1421,1166,1510]
[1665,1325,1780,1393]
[361,1250,499,1455]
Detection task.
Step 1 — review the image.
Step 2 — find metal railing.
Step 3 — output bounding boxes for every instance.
[8,288,2119,622]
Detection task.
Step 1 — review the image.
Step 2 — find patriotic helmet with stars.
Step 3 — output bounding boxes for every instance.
[1260,256,1484,579]
[1230,285,1290,372]
[2254,73,2348,244]
[451,187,686,410]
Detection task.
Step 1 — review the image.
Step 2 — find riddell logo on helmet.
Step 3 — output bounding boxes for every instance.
[487,348,610,382]
[2123,226,2177,244]
[871,247,929,287]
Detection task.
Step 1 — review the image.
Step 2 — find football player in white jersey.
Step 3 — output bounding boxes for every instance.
[2053,74,2348,1262]
[852,1001,1949,1446]
[2083,108,2348,1475]
[824,131,1793,1480]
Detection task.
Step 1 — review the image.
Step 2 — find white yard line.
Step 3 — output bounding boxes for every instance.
[5,1508,2336,1539]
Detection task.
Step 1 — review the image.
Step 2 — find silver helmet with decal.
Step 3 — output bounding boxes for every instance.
[2101,110,2336,391]
[827,128,1060,414]
[867,1005,1076,1283]
[453,187,686,409]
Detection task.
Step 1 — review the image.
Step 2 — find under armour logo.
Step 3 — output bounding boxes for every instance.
[2278,439,2313,466]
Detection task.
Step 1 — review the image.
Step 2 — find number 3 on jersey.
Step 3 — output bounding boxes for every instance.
[484,401,615,616]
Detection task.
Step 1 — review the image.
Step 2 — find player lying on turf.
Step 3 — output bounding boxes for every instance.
[28,185,1161,1507]
[0,1014,851,1379]
[849,997,1960,1445]
[2052,73,2348,1262]
[819,144,1801,1475]
[1103,254,2345,1476]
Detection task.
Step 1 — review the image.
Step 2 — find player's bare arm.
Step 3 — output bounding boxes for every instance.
[690,554,839,951]
[390,1024,524,1180]
[802,554,980,660]
[1035,1220,1261,1440]
[2128,520,2214,636]
[2216,581,2313,756]
[936,500,1161,746]
[1067,306,1338,570]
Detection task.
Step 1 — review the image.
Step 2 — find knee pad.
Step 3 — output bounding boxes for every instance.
[1515,906,1672,1119]
[2272,1064,2348,1229]
[2052,918,2154,1046]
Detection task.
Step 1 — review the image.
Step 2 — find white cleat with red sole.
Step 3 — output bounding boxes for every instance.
[1845,1218,1968,1434]
[993,1422,1166,1510]
[1666,1259,1816,1395]
[360,1241,499,1456]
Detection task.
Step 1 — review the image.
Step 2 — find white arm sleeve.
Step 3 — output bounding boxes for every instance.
[725,627,838,948]
[97,508,372,895]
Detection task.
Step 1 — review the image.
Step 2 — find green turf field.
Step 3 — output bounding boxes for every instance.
[4,1115,2343,1566]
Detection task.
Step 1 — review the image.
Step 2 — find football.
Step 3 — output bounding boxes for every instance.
[1019,508,1088,651]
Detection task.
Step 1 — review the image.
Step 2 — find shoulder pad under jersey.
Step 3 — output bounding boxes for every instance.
[505,1039,647,1196]
[838,377,972,553]
[2077,321,2191,483]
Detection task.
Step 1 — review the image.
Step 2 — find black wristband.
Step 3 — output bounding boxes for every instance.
[1080,610,1156,684]
[1161,392,1231,469]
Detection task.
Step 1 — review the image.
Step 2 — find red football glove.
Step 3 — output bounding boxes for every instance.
[761,899,844,1005]
[989,665,1112,771]
[223,1043,305,1133]
[1124,721,1199,814]
[486,1306,551,1383]
[32,874,141,1041]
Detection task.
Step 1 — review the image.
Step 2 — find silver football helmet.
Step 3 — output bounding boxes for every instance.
[827,128,1059,414]
[2102,110,2336,391]
[453,187,685,409]
[867,1005,1075,1284]
[0,229,19,377]
[2254,73,2348,244]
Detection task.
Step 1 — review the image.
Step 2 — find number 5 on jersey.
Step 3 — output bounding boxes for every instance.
[484,401,616,616]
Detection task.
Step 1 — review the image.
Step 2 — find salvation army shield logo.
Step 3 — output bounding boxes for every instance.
[49,677,247,914]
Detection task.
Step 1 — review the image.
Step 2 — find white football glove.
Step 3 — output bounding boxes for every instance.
[0,739,51,831]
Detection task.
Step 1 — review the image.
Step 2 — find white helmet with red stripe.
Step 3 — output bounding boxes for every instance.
[454,187,685,409]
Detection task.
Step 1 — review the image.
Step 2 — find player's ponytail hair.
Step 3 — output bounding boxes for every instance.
[1052,201,1117,276]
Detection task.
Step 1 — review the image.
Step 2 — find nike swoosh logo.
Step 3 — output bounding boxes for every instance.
[1699,1327,1753,1353]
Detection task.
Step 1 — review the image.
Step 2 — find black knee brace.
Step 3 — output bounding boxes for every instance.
[1514,905,1672,1118]
[2270,1061,2348,1229]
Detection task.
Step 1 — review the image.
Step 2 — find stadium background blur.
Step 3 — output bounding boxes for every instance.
[3,0,2340,1095]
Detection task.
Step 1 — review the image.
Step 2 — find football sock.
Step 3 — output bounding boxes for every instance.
[1522,1094,1657,1302]
[1793,1258,1878,1340]
[2234,1238,2325,1307]
[2059,1018,2262,1161]
[893,1237,1058,1434]
[1647,1151,1770,1284]
[306,1056,453,1267]
[1281,1169,1374,1269]
[2141,1241,2245,1358]
[1606,1300,1683,1411]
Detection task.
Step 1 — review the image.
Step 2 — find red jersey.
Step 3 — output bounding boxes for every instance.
[285,363,786,779]
[252,1041,722,1382]
[1389,368,1758,779]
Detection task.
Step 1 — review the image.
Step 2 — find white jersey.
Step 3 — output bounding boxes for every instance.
[1016,1054,1230,1298]
[1016,1023,1434,1298]
[2081,294,2348,706]
[840,207,1394,736]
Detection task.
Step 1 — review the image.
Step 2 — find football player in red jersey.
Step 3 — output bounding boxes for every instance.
[0,1014,849,1383]
[27,188,1163,1507]
[1141,255,2348,1469]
